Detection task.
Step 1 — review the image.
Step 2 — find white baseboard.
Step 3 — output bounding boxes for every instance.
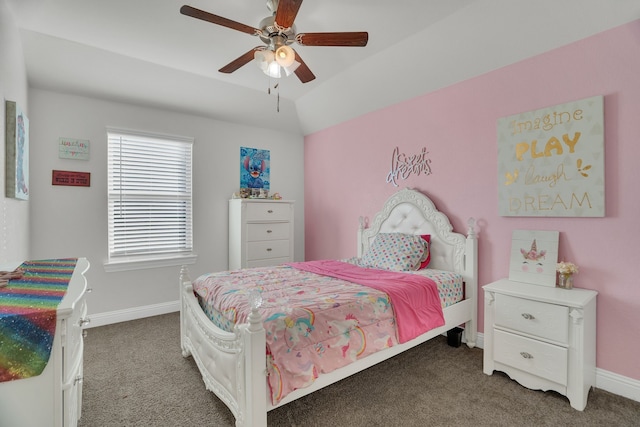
[86,300,180,328]
[87,312,640,404]
[595,367,640,403]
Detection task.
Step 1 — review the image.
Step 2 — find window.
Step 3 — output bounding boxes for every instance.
[106,128,195,271]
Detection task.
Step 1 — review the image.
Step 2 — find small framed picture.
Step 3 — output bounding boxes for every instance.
[508,230,559,287]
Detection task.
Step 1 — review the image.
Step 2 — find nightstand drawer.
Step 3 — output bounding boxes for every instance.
[247,222,290,241]
[245,202,291,221]
[247,239,290,261]
[494,329,568,385]
[495,294,569,344]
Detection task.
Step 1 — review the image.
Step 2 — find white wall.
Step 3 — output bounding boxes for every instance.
[28,88,305,318]
[0,0,30,267]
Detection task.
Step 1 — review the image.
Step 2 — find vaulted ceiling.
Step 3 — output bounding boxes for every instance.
[6,0,639,135]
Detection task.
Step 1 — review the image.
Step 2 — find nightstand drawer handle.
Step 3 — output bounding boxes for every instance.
[266,229,273,233]
[266,248,272,252]
[521,313,535,320]
[520,352,534,359]
[267,210,274,213]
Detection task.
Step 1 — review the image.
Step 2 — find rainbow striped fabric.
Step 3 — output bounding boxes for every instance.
[0,258,77,382]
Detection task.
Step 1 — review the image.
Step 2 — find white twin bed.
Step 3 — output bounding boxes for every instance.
[179,188,478,426]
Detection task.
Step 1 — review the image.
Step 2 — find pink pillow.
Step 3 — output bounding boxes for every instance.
[419,235,431,269]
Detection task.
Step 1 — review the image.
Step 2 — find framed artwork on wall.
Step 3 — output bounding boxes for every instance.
[5,100,29,200]
[240,147,270,191]
[497,95,604,217]
[508,230,559,287]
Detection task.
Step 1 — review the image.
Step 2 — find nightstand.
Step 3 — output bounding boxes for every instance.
[483,279,597,410]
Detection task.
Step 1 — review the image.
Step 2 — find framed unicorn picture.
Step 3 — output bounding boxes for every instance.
[508,230,559,287]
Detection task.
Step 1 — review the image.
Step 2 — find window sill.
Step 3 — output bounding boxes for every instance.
[104,254,198,273]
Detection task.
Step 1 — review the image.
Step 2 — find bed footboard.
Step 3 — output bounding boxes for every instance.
[179,267,267,427]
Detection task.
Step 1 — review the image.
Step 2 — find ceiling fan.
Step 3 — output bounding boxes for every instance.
[180,0,369,83]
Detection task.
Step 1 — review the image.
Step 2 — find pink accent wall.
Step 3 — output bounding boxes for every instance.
[304,20,640,380]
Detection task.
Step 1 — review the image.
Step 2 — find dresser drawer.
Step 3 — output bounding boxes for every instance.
[495,294,569,344]
[247,239,290,261]
[245,202,291,221]
[494,329,568,385]
[247,222,290,241]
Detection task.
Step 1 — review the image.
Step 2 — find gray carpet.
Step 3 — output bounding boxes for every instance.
[79,313,639,426]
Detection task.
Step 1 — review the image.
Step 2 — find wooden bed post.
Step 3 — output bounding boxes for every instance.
[241,300,267,427]
[464,218,478,347]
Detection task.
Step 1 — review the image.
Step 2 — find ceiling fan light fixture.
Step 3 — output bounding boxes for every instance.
[264,60,283,78]
[275,45,296,67]
[254,49,274,67]
[284,60,300,75]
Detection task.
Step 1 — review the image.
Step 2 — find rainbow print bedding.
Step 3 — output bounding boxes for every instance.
[0,259,77,382]
[192,260,463,404]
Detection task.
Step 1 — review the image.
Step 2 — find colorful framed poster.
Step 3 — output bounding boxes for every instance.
[240,147,270,190]
[5,100,29,200]
[508,230,559,287]
[497,95,605,217]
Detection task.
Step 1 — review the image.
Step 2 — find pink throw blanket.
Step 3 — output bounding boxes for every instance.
[288,260,444,343]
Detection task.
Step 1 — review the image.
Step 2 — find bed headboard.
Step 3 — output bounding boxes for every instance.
[357,188,476,279]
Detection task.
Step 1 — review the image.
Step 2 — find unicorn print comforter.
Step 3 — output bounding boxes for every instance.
[192,260,457,404]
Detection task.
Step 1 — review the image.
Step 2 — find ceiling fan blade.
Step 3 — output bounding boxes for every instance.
[219,47,265,73]
[275,0,303,29]
[180,5,260,36]
[296,32,368,47]
[293,51,316,83]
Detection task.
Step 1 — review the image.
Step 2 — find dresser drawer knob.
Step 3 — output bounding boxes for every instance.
[266,248,272,252]
[521,313,535,320]
[520,352,534,359]
[266,229,273,233]
[267,209,274,213]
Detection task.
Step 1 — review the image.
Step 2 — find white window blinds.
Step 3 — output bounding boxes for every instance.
[107,129,193,260]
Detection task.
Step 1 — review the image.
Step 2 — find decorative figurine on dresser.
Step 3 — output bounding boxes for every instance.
[229,199,294,270]
[483,231,597,410]
[0,258,90,426]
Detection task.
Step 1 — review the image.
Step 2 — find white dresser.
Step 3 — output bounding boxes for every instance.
[229,199,294,270]
[0,258,90,427]
[483,279,597,410]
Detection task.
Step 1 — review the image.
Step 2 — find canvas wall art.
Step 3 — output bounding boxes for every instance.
[508,230,559,287]
[240,147,270,191]
[5,100,29,200]
[497,95,604,217]
[59,137,90,160]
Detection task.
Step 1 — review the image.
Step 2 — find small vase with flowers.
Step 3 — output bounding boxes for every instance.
[557,261,578,289]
